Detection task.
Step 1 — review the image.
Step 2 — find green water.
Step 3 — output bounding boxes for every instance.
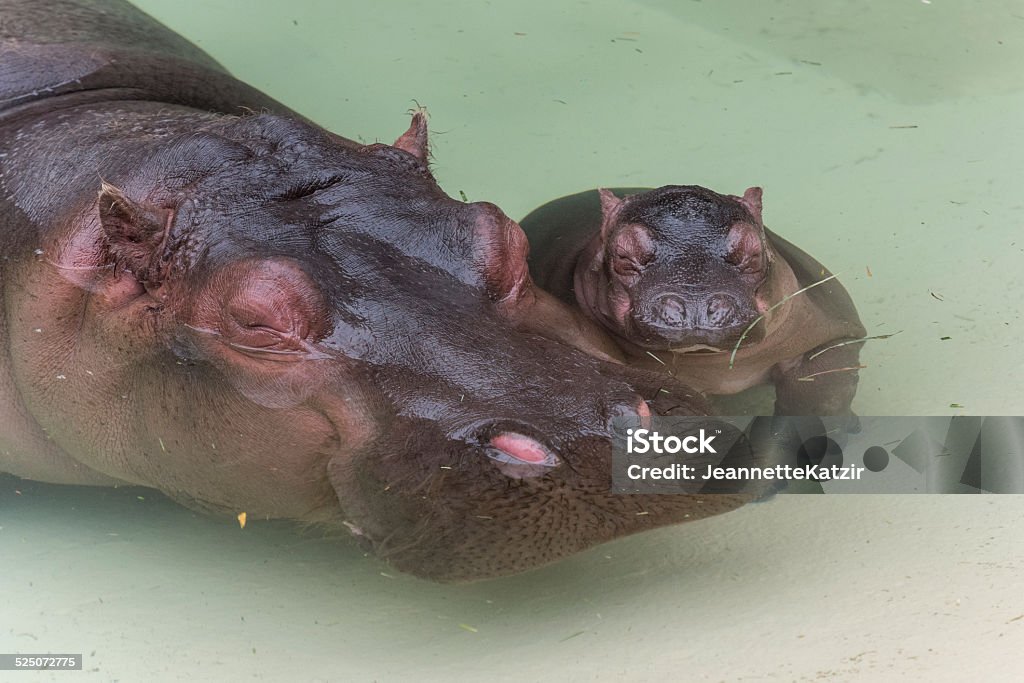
[3,1,1024,680]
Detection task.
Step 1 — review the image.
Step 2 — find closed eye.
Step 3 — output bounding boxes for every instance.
[225,339,328,361]
[184,323,330,362]
[613,254,641,277]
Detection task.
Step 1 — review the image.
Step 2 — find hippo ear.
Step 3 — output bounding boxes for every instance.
[598,188,625,238]
[598,188,623,218]
[392,111,429,162]
[736,186,763,223]
[98,181,172,283]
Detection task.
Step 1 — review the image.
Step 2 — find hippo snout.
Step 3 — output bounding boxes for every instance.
[632,291,760,350]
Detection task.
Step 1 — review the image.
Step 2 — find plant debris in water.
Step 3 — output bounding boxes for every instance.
[796,365,867,382]
[807,331,902,361]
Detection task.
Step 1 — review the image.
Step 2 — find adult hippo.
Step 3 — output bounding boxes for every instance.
[1,0,764,581]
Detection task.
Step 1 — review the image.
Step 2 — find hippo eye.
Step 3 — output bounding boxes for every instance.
[612,252,642,279]
[725,225,766,276]
[231,301,288,332]
[224,301,310,356]
[733,253,765,276]
[732,257,755,274]
[200,259,328,361]
[609,225,654,281]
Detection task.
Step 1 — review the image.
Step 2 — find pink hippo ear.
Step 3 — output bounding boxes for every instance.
[598,188,625,238]
[392,110,429,162]
[736,186,763,223]
[97,181,172,284]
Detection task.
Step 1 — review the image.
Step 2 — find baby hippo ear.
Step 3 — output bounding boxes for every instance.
[98,181,172,283]
[598,188,624,217]
[736,186,763,223]
[598,188,624,237]
[392,110,429,162]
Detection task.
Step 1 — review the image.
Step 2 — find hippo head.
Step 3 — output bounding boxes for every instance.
[29,114,756,581]
[576,185,776,353]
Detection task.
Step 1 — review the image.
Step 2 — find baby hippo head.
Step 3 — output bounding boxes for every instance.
[582,185,773,352]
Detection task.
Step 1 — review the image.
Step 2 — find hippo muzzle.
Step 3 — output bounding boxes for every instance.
[326,376,747,582]
[629,288,764,351]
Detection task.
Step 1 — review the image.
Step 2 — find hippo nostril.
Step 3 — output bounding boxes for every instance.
[706,294,739,327]
[488,432,558,467]
[653,295,687,327]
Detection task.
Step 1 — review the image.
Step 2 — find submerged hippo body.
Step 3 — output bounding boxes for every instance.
[522,187,867,416]
[0,1,761,581]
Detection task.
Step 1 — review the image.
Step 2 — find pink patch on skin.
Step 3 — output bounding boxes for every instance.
[636,400,652,430]
[490,433,551,464]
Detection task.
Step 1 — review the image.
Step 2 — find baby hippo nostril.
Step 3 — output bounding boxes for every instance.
[706,293,739,327]
[489,432,558,466]
[653,295,687,327]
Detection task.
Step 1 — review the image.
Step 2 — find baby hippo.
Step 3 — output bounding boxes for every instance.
[521,186,866,416]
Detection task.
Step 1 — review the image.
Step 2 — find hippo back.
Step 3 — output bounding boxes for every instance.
[0,0,293,122]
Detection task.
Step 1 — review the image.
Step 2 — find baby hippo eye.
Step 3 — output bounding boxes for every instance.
[725,223,766,276]
[730,252,764,275]
[612,251,641,278]
[609,224,654,281]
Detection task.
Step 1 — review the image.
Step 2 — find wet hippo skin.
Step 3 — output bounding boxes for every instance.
[0,1,762,581]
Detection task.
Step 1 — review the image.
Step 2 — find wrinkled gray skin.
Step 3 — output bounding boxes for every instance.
[522,187,867,416]
[0,1,766,582]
